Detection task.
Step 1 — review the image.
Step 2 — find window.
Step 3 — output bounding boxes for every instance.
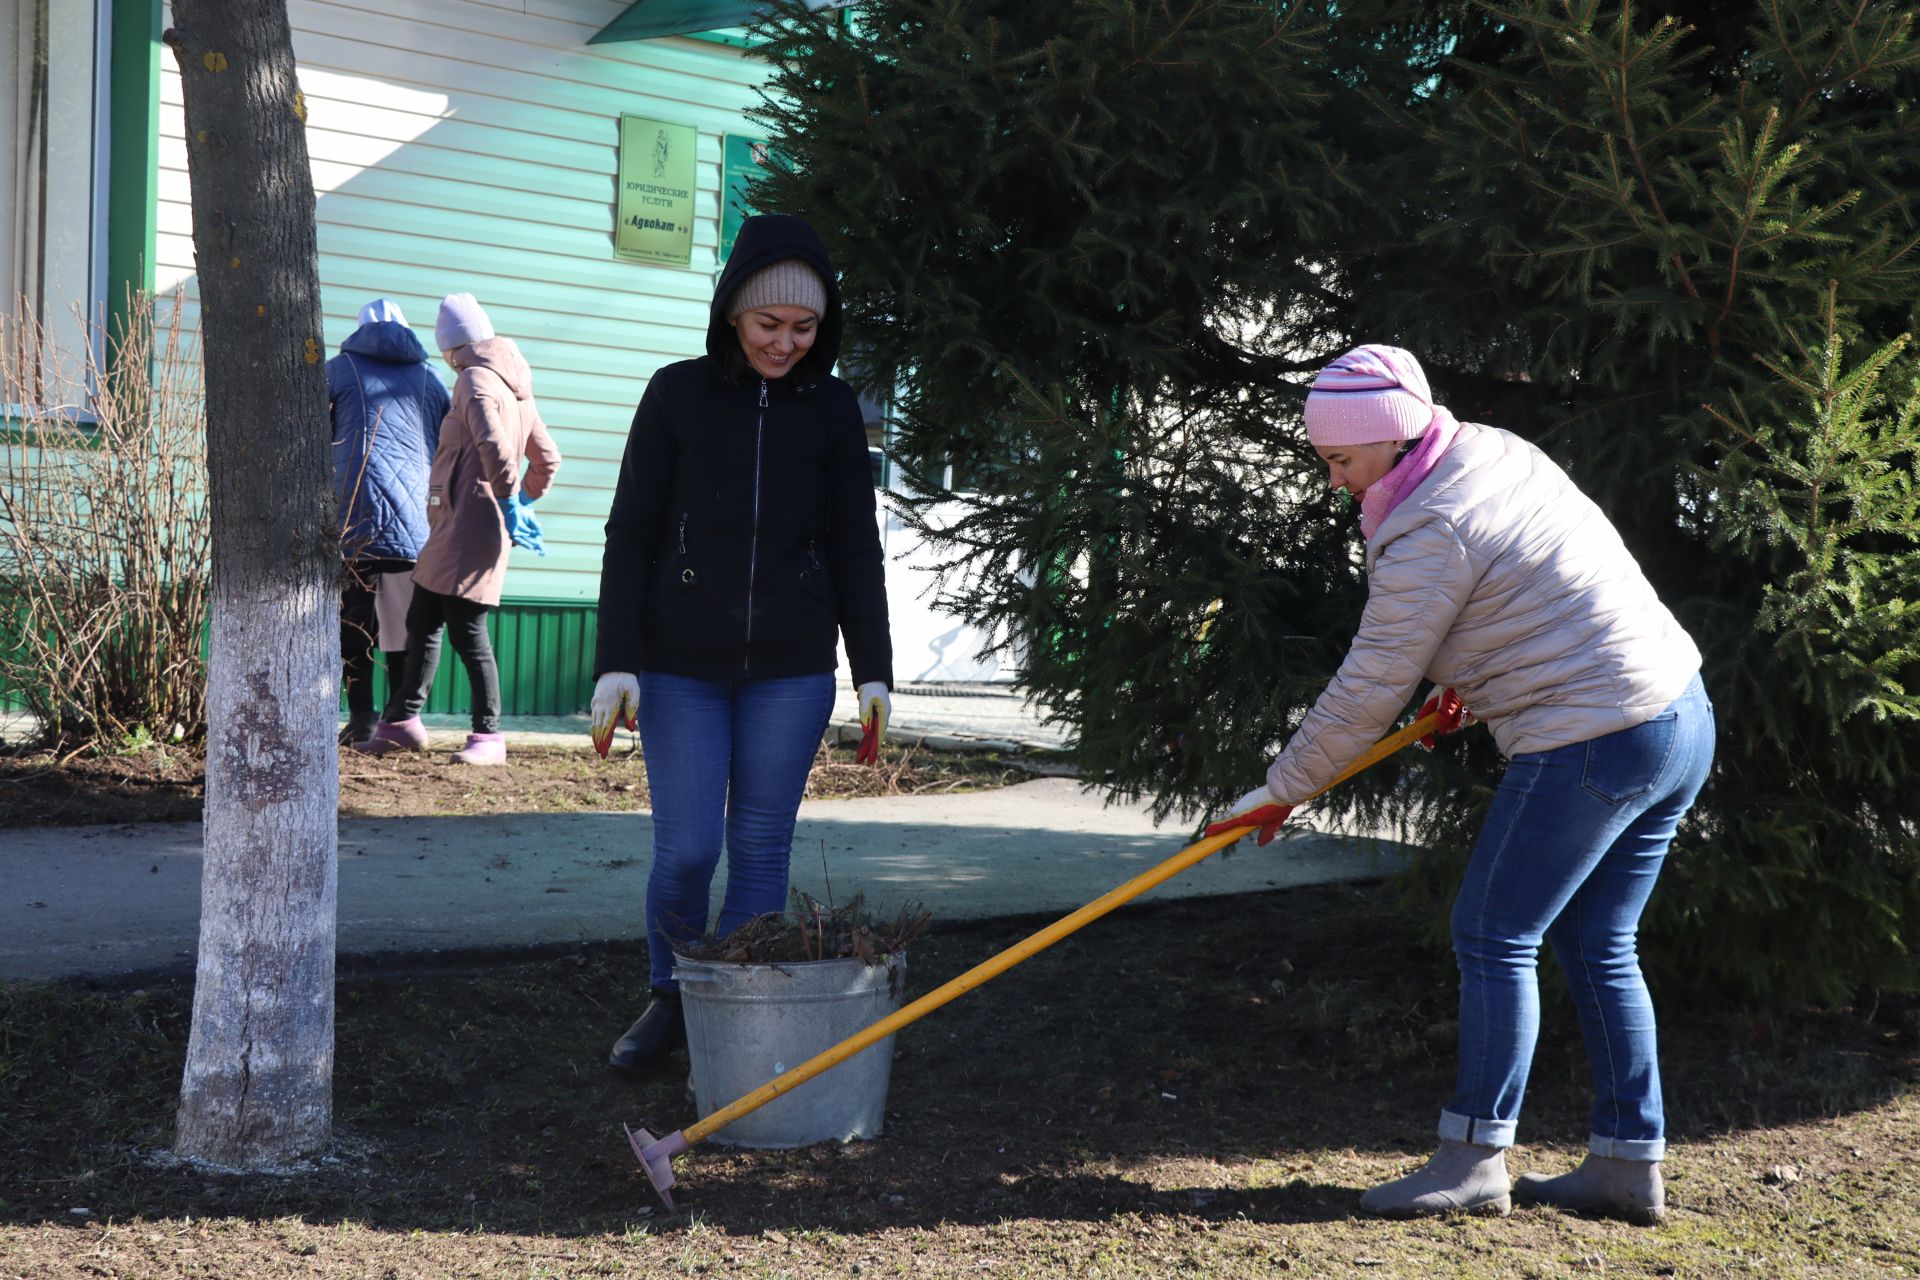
[1,0,109,414]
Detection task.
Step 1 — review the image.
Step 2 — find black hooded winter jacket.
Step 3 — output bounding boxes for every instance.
[594,215,893,688]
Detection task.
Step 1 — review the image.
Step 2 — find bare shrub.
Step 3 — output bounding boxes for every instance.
[0,292,209,747]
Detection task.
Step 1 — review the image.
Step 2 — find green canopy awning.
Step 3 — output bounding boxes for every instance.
[588,0,772,44]
[589,0,847,44]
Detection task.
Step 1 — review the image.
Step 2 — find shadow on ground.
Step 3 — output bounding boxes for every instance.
[4,883,1915,1245]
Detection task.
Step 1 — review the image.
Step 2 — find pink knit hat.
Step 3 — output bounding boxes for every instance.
[1304,344,1439,446]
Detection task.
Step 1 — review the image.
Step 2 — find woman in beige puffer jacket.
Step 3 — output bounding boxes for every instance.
[1213,345,1714,1226]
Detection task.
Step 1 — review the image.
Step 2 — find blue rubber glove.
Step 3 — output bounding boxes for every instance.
[498,491,546,556]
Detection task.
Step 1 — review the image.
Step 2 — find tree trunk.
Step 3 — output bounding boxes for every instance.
[165,0,339,1168]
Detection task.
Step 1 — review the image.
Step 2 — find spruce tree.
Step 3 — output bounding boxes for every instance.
[750,0,1920,1006]
[749,0,1419,814]
[1379,0,1920,1005]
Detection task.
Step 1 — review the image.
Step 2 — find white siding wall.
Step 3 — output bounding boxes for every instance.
[157,0,772,601]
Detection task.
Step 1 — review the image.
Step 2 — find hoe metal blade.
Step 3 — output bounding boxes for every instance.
[625,1123,689,1212]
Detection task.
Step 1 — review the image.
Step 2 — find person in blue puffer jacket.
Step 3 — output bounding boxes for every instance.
[327,297,451,744]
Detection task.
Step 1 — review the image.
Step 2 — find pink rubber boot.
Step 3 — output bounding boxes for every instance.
[451,732,506,765]
[353,716,429,755]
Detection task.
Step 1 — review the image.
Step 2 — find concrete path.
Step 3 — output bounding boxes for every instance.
[2,779,1405,983]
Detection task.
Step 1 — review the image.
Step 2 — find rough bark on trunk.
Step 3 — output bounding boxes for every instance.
[166,0,340,1168]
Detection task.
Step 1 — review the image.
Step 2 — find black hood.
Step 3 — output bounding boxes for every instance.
[708,213,842,380]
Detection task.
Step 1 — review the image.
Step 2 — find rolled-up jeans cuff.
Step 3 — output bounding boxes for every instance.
[1589,1133,1665,1161]
[1438,1109,1515,1150]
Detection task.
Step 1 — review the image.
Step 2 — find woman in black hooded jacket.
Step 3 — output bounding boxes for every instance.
[592,214,894,1074]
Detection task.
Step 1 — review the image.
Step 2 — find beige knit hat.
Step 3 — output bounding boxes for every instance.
[726,258,827,320]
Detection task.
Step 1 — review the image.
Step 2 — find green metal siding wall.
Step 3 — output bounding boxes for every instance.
[68,1,785,725]
[156,1,776,611]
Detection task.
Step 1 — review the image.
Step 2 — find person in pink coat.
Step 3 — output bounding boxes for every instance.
[357,293,561,764]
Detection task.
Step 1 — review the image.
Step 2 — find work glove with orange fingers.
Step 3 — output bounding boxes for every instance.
[1204,784,1296,847]
[590,671,640,759]
[1415,686,1468,751]
[854,681,891,766]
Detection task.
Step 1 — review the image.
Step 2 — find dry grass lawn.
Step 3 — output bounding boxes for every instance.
[5,881,1916,1278]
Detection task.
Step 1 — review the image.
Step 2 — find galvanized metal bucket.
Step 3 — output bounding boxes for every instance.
[673,952,907,1149]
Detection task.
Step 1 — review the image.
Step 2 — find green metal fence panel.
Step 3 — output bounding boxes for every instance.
[4,597,597,723]
[355,597,598,720]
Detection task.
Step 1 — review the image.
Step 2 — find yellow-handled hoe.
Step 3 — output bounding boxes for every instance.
[627,706,1448,1210]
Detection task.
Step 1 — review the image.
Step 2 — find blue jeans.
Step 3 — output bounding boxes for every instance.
[638,670,836,989]
[1443,674,1713,1161]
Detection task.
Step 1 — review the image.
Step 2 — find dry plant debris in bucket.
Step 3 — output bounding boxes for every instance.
[681,891,930,966]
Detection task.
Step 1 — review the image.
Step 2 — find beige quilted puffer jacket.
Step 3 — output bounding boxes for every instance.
[1265,420,1701,806]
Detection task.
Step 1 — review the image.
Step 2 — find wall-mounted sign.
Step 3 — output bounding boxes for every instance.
[719,133,774,264]
[615,114,698,266]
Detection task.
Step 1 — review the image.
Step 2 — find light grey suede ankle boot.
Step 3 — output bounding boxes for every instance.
[1359,1139,1512,1217]
[1514,1154,1666,1225]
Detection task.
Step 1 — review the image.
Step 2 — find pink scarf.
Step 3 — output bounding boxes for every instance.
[1359,406,1460,542]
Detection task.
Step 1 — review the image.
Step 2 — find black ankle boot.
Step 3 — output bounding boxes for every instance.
[608,987,685,1075]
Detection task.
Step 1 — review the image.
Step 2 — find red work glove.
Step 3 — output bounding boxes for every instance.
[854,682,890,767]
[1416,686,1467,750]
[1204,785,1297,847]
[590,672,640,760]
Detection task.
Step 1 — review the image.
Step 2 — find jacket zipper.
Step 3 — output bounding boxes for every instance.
[743,378,768,672]
[807,540,822,572]
[678,513,688,555]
